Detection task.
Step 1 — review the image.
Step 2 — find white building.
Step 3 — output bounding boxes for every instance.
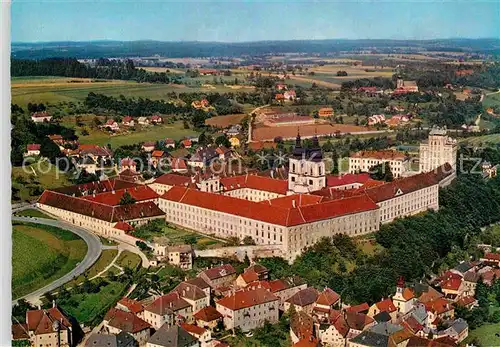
[216,287,279,332]
[288,134,326,193]
[349,150,409,178]
[419,126,457,174]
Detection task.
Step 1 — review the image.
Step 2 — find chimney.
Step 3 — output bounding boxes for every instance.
[292,200,296,208]
[52,300,56,308]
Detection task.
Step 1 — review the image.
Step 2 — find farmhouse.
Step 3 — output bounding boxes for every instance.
[122,116,135,126]
[104,119,119,131]
[25,143,41,156]
[31,111,52,123]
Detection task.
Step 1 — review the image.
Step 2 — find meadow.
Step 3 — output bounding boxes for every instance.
[12,222,87,299]
[64,249,119,288]
[115,251,142,270]
[15,208,55,220]
[11,76,254,108]
[483,91,500,109]
[463,322,500,346]
[205,114,246,128]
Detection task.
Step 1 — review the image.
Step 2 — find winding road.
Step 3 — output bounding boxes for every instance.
[12,215,103,305]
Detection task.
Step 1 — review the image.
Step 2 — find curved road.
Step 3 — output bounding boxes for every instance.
[12,216,103,305]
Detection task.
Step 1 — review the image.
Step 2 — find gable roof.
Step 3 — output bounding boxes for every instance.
[145,292,191,315]
[173,282,208,301]
[185,277,211,290]
[104,308,150,334]
[52,178,137,197]
[162,186,378,227]
[38,190,165,223]
[154,173,192,186]
[193,306,223,322]
[216,287,279,311]
[374,298,397,313]
[220,174,289,195]
[26,306,72,334]
[117,297,144,314]
[148,325,198,347]
[316,288,340,306]
[82,186,159,206]
[201,264,236,280]
[287,287,319,307]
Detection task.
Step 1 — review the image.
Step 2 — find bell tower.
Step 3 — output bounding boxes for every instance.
[288,131,326,194]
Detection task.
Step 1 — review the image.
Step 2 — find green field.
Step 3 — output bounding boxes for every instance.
[483,91,500,109]
[12,222,87,299]
[59,279,127,325]
[15,208,55,220]
[78,121,199,148]
[460,133,500,146]
[11,76,253,108]
[115,251,142,270]
[134,223,223,250]
[463,322,500,346]
[65,249,118,288]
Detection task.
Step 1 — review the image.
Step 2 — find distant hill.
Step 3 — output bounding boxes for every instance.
[11,38,500,59]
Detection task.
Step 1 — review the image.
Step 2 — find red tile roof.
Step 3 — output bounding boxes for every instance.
[152,150,165,158]
[154,173,192,186]
[344,311,375,330]
[32,111,51,118]
[425,298,453,315]
[287,288,319,307]
[455,296,477,307]
[26,307,72,335]
[11,323,29,340]
[240,270,259,284]
[104,308,150,333]
[180,323,206,336]
[375,298,397,313]
[260,194,325,208]
[441,278,462,291]
[201,264,236,280]
[346,303,370,314]
[145,292,191,315]
[483,252,500,261]
[326,173,372,187]
[114,221,135,232]
[162,186,378,227]
[122,116,133,122]
[52,178,137,197]
[39,190,165,223]
[194,306,223,322]
[82,186,158,206]
[171,158,188,171]
[78,144,113,157]
[216,287,279,311]
[316,288,340,306]
[403,316,424,333]
[220,174,289,195]
[117,297,144,314]
[27,144,41,151]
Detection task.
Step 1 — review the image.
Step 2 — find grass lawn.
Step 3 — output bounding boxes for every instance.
[59,279,127,325]
[12,222,87,299]
[15,208,55,220]
[134,223,223,250]
[462,322,500,346]
[98,236,118,246]
[65,249,118,288]
[115,251,141,270]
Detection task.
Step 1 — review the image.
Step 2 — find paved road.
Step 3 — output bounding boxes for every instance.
[12,216,103,305]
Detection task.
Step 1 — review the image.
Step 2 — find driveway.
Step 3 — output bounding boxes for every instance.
[12,216,103,305]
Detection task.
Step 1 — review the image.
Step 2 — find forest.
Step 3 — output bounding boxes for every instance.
[11,58,173,83]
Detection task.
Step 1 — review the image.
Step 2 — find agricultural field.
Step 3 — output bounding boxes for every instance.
[11,76,253,108]
[12,222,87,299]
[14,208,55,220]
[483,91,500,109]
[77,121,200,148]
[205,114,246,128]
[459,133,500,146]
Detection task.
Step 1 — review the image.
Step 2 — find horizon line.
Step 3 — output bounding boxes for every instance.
[12,37,500,45]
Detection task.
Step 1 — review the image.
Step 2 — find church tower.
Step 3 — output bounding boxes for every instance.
[288,131,326,194]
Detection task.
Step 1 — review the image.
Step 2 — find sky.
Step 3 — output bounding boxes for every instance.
[11,0,500,43]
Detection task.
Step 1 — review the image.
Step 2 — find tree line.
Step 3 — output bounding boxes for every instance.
[11,58,173,84]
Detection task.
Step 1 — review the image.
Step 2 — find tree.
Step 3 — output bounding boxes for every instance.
[215,135,230,148]
[119,191,136,205]
[183,235,197,245]
[369,162,394,182]
[40,137,62,163]
[243,236,256,245]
